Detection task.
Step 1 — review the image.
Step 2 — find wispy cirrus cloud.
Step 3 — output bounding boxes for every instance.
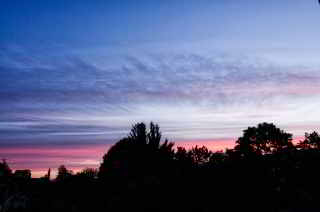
[2,47,320,104]
[2,45,320,175]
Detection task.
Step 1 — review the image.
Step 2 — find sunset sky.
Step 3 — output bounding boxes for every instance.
[1,0,320,177]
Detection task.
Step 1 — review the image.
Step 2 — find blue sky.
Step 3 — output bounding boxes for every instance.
[1,0,320,176]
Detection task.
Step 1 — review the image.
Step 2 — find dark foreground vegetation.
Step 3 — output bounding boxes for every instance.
[2,122,320,212]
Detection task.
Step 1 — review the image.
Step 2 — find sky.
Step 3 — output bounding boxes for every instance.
[1,0,320,177]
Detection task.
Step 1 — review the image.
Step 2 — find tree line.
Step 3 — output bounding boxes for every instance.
[1,122,320,212]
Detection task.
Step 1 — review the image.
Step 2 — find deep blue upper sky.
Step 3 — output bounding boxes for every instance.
[2,0,320,174]
[2,0,320,49]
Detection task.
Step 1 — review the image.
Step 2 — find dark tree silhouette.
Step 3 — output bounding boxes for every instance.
[209,151,227,167]
[188,145,212,166]
[4,122,320,212]
[99,138,131,179]
[148,122,162,149]
[175,146,193,170]
[129,122,147,145]
[77,168,98,179]
[235,122,293,156]
[0,159,12,178]
[46,168,51,180]
[13,170,31,180]
[127,122,163,148]
[56,165,73,181]
[298,131,320,149]
[99,122,174,179]
[175,146,189,161]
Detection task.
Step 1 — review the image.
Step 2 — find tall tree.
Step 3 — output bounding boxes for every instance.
[148,122,162,149]
[129,122,147,146]
[99,122,174,179]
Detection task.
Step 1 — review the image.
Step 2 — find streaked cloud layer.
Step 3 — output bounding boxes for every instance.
[1,0,320,176]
